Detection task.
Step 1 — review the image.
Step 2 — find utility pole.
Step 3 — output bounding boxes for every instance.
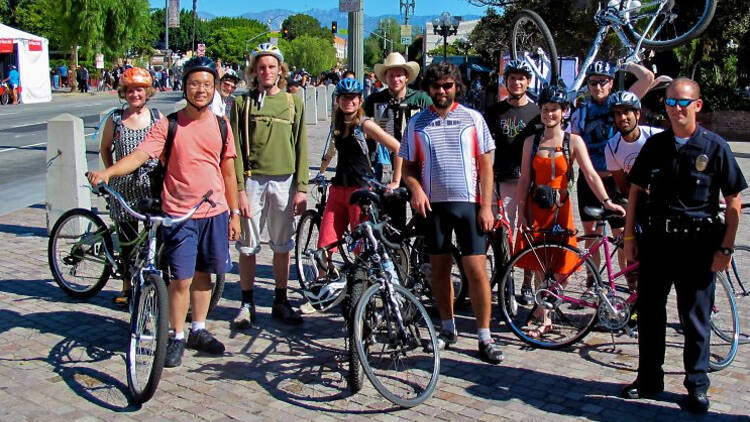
[400,0,415,58]
[192,0,197,53]
[347,1,364,84]
[165,0,169,71]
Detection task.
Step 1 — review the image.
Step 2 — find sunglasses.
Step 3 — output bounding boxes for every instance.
[430,82,455,91]
[665,97,700,107]
[587,78,611,87]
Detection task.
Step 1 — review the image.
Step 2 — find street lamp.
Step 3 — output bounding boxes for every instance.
[432,12,460,62]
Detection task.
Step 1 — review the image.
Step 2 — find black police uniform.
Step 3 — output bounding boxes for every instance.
[628,126,747,394]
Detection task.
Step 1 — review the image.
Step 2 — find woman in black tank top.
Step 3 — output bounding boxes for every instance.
[314,79,400,270]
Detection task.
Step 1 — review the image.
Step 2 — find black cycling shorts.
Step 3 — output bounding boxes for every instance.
[423,202,488,256]
[576,172,624,229]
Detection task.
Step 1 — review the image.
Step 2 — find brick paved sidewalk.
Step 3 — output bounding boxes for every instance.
[0,120,749,421]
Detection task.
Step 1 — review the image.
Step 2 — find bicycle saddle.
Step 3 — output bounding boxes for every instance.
[349,188,381,207]
[583,206,623,221]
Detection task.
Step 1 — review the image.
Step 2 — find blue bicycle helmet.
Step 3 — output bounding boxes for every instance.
[586,60,615,79]
[335,78,363,96]
[182,56,218,86]
[608,90,641,110]
[503,59,533,79]
[538,81,569,106]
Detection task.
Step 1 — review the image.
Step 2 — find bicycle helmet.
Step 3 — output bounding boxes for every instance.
[586,60,616,79]
[249,43,284,69]
[119,67,152,88]
[503,59,533,79]
[220,68,241,82]
[538,81,569,106]
[301,274,347,312]
[182,56,218,86]
[608,90,641,110]
[334,78,363,96]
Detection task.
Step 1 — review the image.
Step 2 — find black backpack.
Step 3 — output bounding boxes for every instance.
[150,112,229,199]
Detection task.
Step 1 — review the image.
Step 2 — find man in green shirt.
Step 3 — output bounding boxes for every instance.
[229,43,308,327]
[364,52,432,230]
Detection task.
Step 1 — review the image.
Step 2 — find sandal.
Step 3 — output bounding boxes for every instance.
[523,323,554,339]
[113,291,131,307]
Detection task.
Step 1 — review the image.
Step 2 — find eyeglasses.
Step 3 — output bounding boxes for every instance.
[430,82,455,91]
[665,97,700,107]
[587,78,611,87]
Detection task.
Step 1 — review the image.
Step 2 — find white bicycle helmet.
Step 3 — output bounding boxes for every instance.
[249,43,284,69]
[608,90,642,110]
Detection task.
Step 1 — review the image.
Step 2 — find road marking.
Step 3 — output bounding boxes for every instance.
[0,141,47,153]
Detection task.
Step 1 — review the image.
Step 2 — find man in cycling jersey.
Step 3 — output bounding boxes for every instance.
[230,43,308,328]
[87,56,241,368]
[570,60,653,281]
[401,62,503,364]
[605,90,663,293]
[365,52,431,230]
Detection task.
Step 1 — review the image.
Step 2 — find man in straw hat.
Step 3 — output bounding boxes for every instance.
[364,52,432,230]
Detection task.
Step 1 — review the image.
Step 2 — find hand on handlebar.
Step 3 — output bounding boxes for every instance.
[87,170,109,186]
[604,200,626,217]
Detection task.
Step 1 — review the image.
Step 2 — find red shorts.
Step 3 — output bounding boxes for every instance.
[318,185,362,251]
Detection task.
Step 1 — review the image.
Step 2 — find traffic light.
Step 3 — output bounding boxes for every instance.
[283,27,289,37]
[331,21,337,34]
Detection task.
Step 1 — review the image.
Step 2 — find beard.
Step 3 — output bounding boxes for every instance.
[432,94,454,109]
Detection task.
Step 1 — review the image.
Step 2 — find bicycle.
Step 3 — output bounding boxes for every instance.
[90,181,213,403]
[47,192,225,316]
[723,203,750,345]
[497,206,739,371]
[511,0,717,93]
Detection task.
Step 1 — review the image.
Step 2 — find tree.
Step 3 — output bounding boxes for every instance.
[281,14,333,42]
[284,35,337,75]
[206,26,269,64]
[363,18,407,69]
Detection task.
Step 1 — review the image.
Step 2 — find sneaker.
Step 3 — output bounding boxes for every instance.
[233,304,255,329]
[478,340,504,364]
[518,285,534,305]
[164,338,185,368]
[436,330,458,351]
[186,329,225,355]
[272,300,304,325]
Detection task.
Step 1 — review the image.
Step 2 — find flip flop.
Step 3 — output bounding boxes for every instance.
[523,323,554,339]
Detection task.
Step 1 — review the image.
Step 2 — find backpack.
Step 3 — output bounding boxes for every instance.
[150,112,229,199]
[351,119,393,184]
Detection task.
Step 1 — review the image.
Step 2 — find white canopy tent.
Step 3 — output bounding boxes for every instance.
[0,23,51,104]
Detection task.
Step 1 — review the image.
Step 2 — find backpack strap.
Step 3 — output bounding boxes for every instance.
[164,112,179,168]
[562,132,574,188]
[216,115,228,162]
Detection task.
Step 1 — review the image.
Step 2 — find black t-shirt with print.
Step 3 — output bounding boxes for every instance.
[484,100,541,181]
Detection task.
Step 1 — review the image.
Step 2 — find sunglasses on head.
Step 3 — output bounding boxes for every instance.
[665,97,700,107]
[587,78,611,87]
[430,82,455,90]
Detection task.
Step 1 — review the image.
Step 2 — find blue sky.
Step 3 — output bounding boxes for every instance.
[149,0,490,17]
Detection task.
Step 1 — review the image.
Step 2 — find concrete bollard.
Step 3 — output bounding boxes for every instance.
[46,114,91,233]
[304,86,317,125]
[326,84,335,115]
[316,85,328,121]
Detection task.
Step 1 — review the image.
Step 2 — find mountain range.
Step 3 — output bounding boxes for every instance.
[198,8,482,35]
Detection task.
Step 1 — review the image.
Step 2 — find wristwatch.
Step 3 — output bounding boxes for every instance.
[718,247,734,256]
[231,209,241,216]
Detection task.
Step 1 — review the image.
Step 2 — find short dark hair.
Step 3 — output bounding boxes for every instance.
[421,62,465,97]
[343,70,356,79]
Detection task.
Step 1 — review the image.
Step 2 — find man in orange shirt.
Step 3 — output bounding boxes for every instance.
[88,57,241,368]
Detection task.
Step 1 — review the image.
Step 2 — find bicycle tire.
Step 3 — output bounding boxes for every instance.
[347,280,366,393]
[0,89,9,105]
[498,242,601,349]
[623,0,717,50]
[728,244,750,344]
[127,273,169,404]
[708,272,739,371]
[511,9,560,86]
[295,210,321,291]
[48,208,112,299]
[353,283,439,407]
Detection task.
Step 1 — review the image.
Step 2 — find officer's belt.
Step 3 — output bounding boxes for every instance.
[642,215,723,238]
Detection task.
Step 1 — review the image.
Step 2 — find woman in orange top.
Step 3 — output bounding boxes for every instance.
[514,82,625,337]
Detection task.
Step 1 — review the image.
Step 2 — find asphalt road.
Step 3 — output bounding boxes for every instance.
[0,91,185,215]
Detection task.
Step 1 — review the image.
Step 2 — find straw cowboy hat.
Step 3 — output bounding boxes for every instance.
[374,52,420,84]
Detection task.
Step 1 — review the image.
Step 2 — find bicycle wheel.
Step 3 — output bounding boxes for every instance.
[347,280,366,393]
[295,210,320,291]
[0,89,9,105]
[498,242,600,349]
[48,208,112,299]
[511,9,559,86]
[728,245,750,344]
[624,0,716,50]
[709,272,739,371]
[353,283,439,407]
[127,273,169,403]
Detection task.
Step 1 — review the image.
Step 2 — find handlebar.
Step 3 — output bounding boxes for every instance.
[350,220,401,251]
[88,175,214,227]
[362,177,411,202]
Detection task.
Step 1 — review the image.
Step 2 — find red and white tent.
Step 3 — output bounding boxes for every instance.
[0,23,51,104]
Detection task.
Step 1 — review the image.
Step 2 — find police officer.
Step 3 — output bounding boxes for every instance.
[621,77,746,414]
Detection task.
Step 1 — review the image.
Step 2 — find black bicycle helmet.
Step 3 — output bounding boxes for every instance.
[608,90,641,110]
[334,78,363,96]
[538,81,569,106]
[503,59,533,79]
[182,56,218,87]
